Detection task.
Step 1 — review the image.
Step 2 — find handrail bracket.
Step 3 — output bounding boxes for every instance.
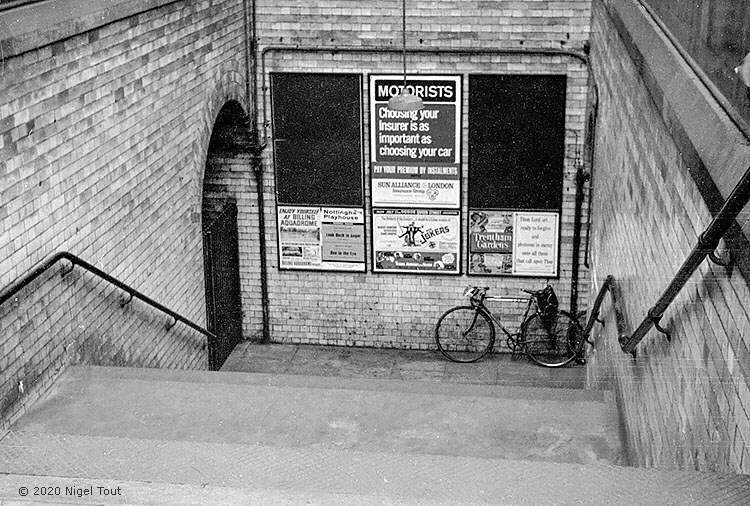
[699,231,733,268]
[649,313,671,342]
[60,261,75,277]
[165,316,177,331]
[119,292,134,307]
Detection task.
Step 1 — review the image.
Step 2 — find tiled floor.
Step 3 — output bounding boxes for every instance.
[221,342,586,389]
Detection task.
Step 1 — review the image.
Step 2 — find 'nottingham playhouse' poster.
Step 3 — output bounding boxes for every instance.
[369,75,461,208]
[373,209,460,274]
[469,210,559,277]
[277,206,365,271]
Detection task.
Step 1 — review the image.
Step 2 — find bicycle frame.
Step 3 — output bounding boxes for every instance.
[473,294,537,341]
[436,285,584,366]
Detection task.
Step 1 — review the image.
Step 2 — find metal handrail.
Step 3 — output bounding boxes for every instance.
[589,167,750,355]
[0,251,216,361]
[0,0,44,12]
[584,275,630,349]
[621,165,750,354]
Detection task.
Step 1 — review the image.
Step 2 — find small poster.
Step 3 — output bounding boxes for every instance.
[468,210,514,275]
[468,210,559,277]
[369,75,462,208]
[512,212,559,276]
[373,209,460,274]
[277,206,365,271]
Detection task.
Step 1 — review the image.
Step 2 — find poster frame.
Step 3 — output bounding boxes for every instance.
[270,72,368,273]
[276,205,368,273]
[465,207,561,279]
[367,73,463,209]
[370,207,463,276]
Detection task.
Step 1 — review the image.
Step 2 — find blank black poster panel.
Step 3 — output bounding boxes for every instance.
[468,75,567,210]
[271,73,363,206]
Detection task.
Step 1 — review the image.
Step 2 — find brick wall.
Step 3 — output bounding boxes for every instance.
[254,0,593,348]
[586,0,750,473]
[0,0,254,423]
[203,103,264,339]
[1,0,595,423]
[0,263,207,429]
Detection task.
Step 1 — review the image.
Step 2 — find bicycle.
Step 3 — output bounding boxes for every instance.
[434,285,585,367]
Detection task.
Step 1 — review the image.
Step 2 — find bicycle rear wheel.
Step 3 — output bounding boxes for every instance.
[435,306,495,362]
[522,310,583,367]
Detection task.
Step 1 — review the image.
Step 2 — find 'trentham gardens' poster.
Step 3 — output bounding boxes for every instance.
[469,210,559,277]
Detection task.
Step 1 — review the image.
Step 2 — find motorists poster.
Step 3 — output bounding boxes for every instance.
[369,75,461,208]
[277,206,365,271]
[469,210,559,277]
[372,209,460,274]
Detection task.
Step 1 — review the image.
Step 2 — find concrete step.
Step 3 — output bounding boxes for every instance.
[10,366,623,465]
[0,473,480,505]
[1,366,749,503]
[1,431,749,505]
[222,342,589,389]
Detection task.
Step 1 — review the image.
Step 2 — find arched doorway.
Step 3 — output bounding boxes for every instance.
[202,102,248,370]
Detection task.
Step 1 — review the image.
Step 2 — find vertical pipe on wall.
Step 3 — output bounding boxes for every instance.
[243,0,270,342]
[570,161,589,318]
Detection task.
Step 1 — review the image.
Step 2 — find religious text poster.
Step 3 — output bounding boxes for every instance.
[369,75,461,208]
[512,211,559,276]
[372,209,460,274]
[468,210,559,277]
[277,206,365,271]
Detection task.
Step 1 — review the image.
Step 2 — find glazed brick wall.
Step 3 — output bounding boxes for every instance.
[1,0,595,423]
[0,265,207,429]
[0,0,255,423]
[204,151,264,337]
[254,0,593,348]
[586,0,750,473]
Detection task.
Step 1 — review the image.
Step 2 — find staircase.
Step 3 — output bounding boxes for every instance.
[1,363,749,504]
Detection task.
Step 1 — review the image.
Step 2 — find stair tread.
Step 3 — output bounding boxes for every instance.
[62,365,611,402]
[0,473,478,505]
[0,431,748,504]
[13,366,622,465]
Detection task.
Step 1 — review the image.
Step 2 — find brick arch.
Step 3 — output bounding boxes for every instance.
[194,67,250,203]
[197,68,261,366]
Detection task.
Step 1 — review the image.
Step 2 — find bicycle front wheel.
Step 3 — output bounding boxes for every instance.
[435,306,495,363]
[522,310,583,367]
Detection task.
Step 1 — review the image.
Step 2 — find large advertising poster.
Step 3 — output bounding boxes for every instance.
[277,206,365,271]
[468,210,559,277]
[373,209,460,274]
[369,75,462,208]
